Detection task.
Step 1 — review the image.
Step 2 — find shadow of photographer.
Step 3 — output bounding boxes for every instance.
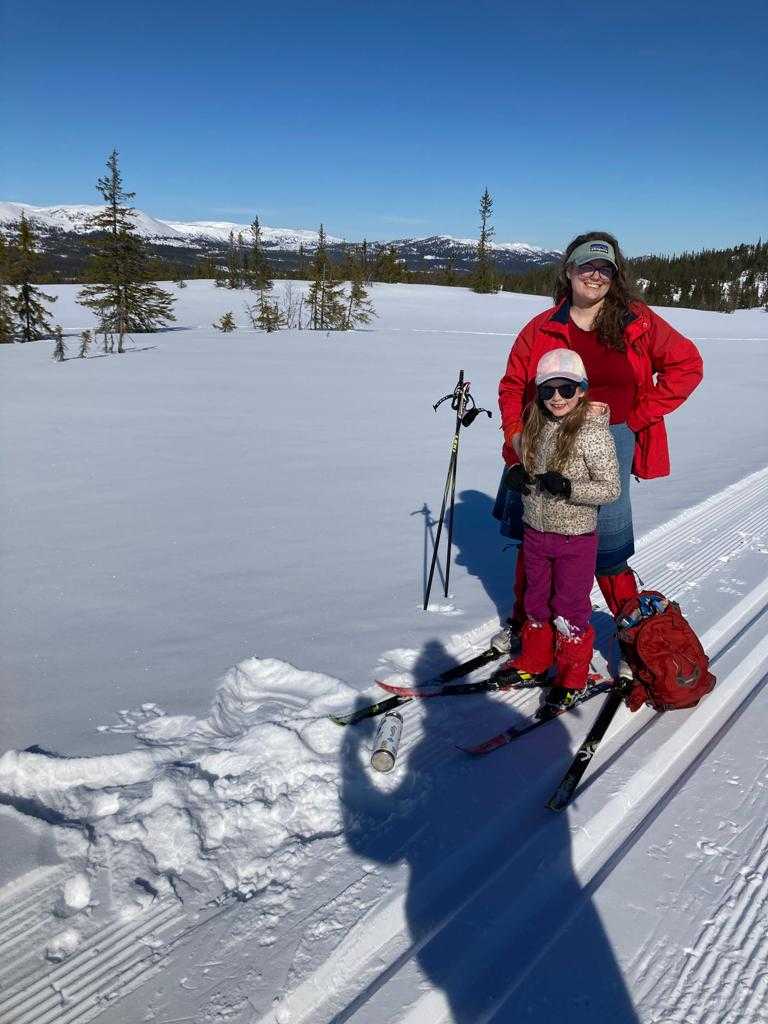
[337,638,639,1022]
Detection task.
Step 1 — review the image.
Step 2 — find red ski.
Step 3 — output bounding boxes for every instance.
[375,668,543,699]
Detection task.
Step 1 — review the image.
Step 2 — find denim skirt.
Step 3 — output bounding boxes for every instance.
[492,422,635,573]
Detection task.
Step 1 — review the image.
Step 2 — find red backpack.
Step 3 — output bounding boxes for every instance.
[617,590,716,713]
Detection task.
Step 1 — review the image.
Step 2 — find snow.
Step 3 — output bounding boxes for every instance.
[1,281,767,1022]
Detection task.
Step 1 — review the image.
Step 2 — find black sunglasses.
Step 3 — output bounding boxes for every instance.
[538,382,581,401]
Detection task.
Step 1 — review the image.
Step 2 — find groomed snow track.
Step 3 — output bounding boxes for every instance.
[257,466,768,1024]
[0,468,766,1024]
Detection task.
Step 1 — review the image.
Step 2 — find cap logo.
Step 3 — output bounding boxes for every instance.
[589,242,609,253]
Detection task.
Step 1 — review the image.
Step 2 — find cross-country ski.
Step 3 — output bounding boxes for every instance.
[459,677,615,755]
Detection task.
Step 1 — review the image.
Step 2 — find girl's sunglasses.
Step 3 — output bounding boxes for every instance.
[538,382,581,401]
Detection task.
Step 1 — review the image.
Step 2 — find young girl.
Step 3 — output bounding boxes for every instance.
[496,349,620,708]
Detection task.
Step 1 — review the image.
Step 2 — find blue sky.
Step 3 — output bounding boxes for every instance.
[2,0,766,255]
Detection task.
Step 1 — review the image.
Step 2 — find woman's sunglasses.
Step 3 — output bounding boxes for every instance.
[538,382,581,401]
[576,262,615,281]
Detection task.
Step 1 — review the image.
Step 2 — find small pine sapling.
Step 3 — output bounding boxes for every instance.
[213,311,237,333]
[78,330,92,357]
[52,326,66,362]
[257,289,284,332]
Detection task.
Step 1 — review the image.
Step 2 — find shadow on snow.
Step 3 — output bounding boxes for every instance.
[339,638,640,1023]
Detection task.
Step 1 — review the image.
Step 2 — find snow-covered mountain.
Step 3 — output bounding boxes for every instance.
[0,201,340,251]
[387,233,559,265]
[0,201,186,241]
[0,201,561,274]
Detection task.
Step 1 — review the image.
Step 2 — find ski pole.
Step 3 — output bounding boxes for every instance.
[423,371,491,610]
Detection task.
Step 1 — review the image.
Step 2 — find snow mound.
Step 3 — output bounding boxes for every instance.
[0,658,358,907]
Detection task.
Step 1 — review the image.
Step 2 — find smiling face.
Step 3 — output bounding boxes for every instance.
[540,379,583,418]
[567,260,614,309]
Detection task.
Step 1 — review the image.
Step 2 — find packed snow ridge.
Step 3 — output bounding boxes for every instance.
[0,658,361,911]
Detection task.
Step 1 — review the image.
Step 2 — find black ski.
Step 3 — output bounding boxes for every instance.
[329,646,507,726]
[459,677,614,756]
[546,677,632,811]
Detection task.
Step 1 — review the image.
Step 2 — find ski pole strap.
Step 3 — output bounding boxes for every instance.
[461,406,492,427]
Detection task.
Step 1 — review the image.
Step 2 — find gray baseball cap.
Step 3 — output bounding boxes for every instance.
[569,239,618,268]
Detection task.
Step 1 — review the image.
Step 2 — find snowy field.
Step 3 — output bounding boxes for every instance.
[1,281,767,1023]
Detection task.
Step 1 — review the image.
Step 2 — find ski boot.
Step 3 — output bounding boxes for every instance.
[536,624,594,719]
[492,620,554,685]
[489,618,522,655]
[537,685,581,719]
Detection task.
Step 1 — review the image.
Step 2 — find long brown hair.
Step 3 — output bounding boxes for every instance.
[554,231,640,352]
[521,391,590,475]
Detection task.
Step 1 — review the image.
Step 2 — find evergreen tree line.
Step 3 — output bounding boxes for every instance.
[500,241,768,312]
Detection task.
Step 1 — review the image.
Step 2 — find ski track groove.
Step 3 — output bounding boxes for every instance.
[0,898,185,1024]
[267,466,768,1024]
[634,759,768,1024]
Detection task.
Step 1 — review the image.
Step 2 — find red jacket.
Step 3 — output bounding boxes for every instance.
[499,300,704,479]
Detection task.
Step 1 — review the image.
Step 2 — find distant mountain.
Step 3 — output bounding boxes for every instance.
[383,234,560,273]
[0,202,561,279]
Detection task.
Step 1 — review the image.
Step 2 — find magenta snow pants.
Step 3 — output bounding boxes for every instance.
[522,526,598,633]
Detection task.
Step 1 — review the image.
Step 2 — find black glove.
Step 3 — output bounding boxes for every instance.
[503,463,533,495]
[536,471,572,498]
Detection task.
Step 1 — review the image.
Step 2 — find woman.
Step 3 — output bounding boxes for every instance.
[492,230,704,649]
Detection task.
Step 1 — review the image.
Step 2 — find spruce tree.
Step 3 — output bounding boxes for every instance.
[8,212,58,342]
[306,224,346,329]
[472,187,497,293]
[225,231,242,289]
[52,325,66,362]
[78,330,92,358]
[247,217,273,290]
[0,234,15,343]
[343,246,376,329]
[78,150,175,351]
